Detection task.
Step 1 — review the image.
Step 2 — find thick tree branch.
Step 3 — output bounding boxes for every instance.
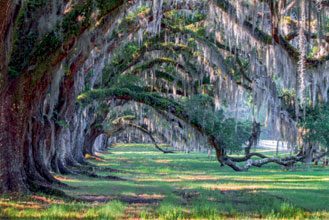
[78,88,312,171]
[125,122,174,153]
[212,0,329,67]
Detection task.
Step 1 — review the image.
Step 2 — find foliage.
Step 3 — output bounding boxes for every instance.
[108,74,145,92]
[300,104,329,149]
[95,0,124,17]
[8,0,45,77]
[308,45,320,59]
[8,0,124,78]
[60,0,94,40]
[107,5,150,39]
[165,9,206,29]
[183,95,252,151]
[125,5,150,24]
[78,86,183,118]
[224,56,250,83]
[33,31,62,59]
[279,88,296,114]
[102,43,140,85]
[8,0,92,77]
[80,69,251,152]
[101,41,193,86]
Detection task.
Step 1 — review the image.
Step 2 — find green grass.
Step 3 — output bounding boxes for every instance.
[1,143,329,219]
[0,198,125,219]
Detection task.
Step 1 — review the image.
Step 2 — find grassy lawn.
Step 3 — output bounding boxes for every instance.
[1,143,329,219]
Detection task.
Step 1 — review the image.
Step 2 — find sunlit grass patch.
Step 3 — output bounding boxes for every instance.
[84,201,126,219]
[200,183,270,191]
[0,198,126,219]
[54,175,81,183]
[0,199,44,210]
[154,159,172,164]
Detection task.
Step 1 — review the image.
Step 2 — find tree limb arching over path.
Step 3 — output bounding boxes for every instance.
[0,0,328,196]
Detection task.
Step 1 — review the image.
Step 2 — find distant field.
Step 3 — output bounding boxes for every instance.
[1,144,329,219]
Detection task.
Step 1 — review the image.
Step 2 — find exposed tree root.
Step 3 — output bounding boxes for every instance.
[215,122,326,171]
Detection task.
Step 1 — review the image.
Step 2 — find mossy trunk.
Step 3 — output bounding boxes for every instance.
[0,0,27,193]
[0,84,28,193]
[84,128,102,156]
[0,0,125,194]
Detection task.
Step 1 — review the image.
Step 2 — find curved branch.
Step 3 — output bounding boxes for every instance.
[78,88,308,171]
[125,122,174,153]
[221,155,305,172]
[212,0,329,67]
[108,115,175,153]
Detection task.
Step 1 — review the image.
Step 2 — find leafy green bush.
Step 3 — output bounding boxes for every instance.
[300,104,329,150]
[183,95,251,151]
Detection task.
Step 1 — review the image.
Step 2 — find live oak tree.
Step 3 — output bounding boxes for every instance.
[0,0,328,194]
